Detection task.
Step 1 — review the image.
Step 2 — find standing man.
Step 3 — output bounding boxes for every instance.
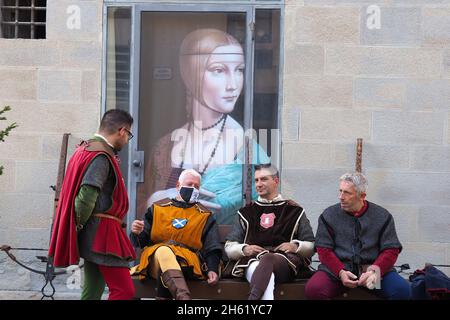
[225,164,315,300]
[48,109,136,300]
[130,169,222,300]
[305,172,411,300]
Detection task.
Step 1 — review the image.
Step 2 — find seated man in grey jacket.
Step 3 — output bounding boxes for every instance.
[225,164,315,300]
[305,172,411,300]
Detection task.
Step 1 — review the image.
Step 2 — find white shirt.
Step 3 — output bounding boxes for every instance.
[94,133,115,149]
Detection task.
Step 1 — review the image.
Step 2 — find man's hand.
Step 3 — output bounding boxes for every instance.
[274,242,298,253]
[131,220,144,235]
[207,271,219,285]
[339,270,359,288]
[358,267,379,290]
[243,244,265,257]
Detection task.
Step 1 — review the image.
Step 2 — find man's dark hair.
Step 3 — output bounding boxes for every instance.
[254,163,279,179]
[99,109,133,134]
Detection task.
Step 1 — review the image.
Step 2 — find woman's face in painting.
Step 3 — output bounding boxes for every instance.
[201,44,245,114]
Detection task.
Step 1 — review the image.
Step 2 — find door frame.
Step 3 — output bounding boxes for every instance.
[102,2,284,233]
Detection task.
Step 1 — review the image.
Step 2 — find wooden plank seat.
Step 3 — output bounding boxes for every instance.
[132,225,381,300]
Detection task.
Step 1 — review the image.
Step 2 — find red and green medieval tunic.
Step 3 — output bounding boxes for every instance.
[48,138,136,267]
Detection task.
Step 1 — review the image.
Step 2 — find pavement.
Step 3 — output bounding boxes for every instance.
[0,290,107,300]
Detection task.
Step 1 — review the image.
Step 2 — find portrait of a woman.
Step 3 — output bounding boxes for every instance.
[138,28,269,224]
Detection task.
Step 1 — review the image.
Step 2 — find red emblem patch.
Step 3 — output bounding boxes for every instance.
[260,213,276,229]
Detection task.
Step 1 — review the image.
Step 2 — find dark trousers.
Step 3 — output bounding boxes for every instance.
[247,253,295,300]
[305,270,411,300]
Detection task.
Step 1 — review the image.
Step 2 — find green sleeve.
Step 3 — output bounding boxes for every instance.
[75,184,100,229]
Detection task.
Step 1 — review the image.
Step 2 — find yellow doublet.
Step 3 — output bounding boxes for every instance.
[136,201,210,279]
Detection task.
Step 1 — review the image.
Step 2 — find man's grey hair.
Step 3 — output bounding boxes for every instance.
[178,169,201,184]
[339,172,368,195]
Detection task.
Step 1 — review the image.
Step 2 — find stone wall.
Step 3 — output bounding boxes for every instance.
[0,0,102,293]
[283,0,450,275]
[1,0,449,296]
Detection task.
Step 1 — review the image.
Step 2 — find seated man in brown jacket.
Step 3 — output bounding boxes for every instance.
[225,164,315,300]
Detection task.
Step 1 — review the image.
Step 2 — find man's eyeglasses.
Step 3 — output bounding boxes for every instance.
[123,128,134,141]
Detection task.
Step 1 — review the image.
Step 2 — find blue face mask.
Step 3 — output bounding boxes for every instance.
[179,186,200,203]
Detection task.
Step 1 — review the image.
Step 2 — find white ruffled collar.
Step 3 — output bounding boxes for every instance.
[257,194,284,203]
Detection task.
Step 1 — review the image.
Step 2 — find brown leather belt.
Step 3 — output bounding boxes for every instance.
[94,213,127,228]
[164,239,197,253]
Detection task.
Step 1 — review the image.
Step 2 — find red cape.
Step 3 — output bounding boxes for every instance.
[48,140,135,267]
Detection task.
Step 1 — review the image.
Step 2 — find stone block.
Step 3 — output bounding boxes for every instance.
[336,0,387,3]
[417,206,450,243]
[390,0,450,5]
[283,142,333,168]
[82,70,101,103]
[0,160,15,192]
[405,79,450,111]
[59,42,102,69]
[6,102,99,135]
[0,228,9,247]
[0,266,31,291]
[15,161,59,194]
[373,111,444,145]
[46,0,102,42]
[38,70,82,102]
[326,47,441,77]
[382,204,419,243]
[304,0,335,5]
[0,193,53,228]
[335,143,410,169]
[361,7,421,46]
[0,40,60,67]
[294,201,332,234]
[294,7,360,44]
[284,45,324,76]
[282,107,300,141]
[9,227,51,250]
[0,134,41,160]
[423,8,450,45]
[0,69,37,100]
[412,146,450,171]
[354,78,405,108]
[300,109,371,141]
[284,6,300,41]
[366,170,450,206]
[41,135,63,160]
[284,76,353,108]
[443,49,450,78]
[286,0,304,5]
[41,134,84,162]
[392,0,450,3]
[281,169,350,204]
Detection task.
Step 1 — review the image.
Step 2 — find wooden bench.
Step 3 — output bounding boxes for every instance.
[132,225,380,300]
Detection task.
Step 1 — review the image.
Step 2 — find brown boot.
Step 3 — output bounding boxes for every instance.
[155,273,173,300]
[161,269,191,300]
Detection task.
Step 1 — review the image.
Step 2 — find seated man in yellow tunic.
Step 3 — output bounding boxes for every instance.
[130,169,222,300]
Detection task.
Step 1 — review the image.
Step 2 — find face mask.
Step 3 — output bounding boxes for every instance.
[179,186,200,203]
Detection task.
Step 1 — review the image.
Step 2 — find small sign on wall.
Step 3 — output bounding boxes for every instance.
[153,67,172,80]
